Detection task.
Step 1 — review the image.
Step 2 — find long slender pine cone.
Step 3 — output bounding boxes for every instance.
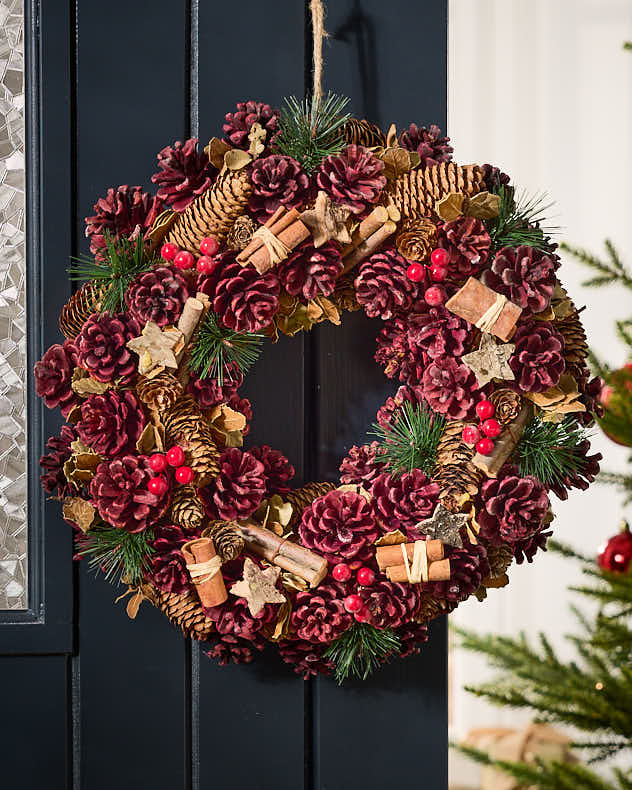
[163,395,220,484]
[339,118,386,148]
[59,281,106,340]
[555,309,589,378]
[165,168,253,254]
[434,420,483,512]
[286,481,337,528]
[392,162,485,220]
[163,394,206,441]
[142,584,214,640]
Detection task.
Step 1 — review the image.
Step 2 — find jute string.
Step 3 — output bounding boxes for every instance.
[310,0,328,105]
[187,555,222,586]
[401,540,429,584]
[252,225,292,265]
[475,293,507,333]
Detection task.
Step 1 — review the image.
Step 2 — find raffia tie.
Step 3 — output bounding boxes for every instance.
[252,225,291,265]
[401,540,429,584]
[475,293,507,333]
[187,555,222,586]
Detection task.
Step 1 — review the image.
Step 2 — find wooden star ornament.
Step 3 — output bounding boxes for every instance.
[300,190,352,247]
[126,321,184,376]
[415,504,469,549]
[230,557,286,616]
[462,334,515,388]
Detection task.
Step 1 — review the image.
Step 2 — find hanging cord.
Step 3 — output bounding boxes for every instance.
[310,0,328,104]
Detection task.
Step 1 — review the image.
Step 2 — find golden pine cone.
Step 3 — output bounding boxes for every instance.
[142,584,214,640]
[339,118,386,148]
[484,542,514,579]
[170,484,205,530]
[395,217,438,262]
[181,432,220,486]
[206,520,245,561]
[392,162,485,220]
[163,395,205,443]
[59,281,106,340]
[227,215,258,251]
[137,371,184,413]
[286,481,337,528]
[435,421,483,511]
[417,594,448,625]
[330,275,361,313]
[489,389,522,425]
[165,169,253,254]
[556,310,588,376]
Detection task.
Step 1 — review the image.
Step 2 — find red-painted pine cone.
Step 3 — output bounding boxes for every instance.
[126,265,190,327]
[370,470,440,539]
[316,144,386,216]
[76,391,145,457]
[151,138,213,211]
[355,250,421,320]
[76,313,140,384]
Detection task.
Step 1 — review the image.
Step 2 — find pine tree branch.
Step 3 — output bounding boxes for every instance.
[370,401,444,476]
[561,240,632,291]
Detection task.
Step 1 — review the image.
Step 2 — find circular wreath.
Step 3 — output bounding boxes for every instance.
[36,96,602,682]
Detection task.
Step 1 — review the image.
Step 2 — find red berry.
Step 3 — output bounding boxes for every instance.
[160,242,179,261]
[344,594,363,613]
[356,567,376,586]
[196,255,214,274]
[354,606,371,623]
[424,285,446,306]
[148,453,167,473]
[430,248,449,267]
[174,251,195,270]
[476,437,494,456]
[429,261,448,282]
[461,425,481,446]
[199,237,219,256]
[175,465,194,485]
[148,476,168,496]
[332,563,352,582]
[406,262,425,283]
[166,446,186,467]
[476,399,495,420]
[481,418,501,438]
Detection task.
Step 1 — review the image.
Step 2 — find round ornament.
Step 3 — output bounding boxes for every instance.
[597,522,632,574]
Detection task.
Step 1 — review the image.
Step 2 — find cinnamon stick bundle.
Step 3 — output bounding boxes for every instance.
[182,537,227,607]
[375,539,451,584]
[238,522,327,587]
[445,277,522,342]
[236,206,310,274]
[386,560,450,584]
[341,205,397,274]
[376,539,444,570]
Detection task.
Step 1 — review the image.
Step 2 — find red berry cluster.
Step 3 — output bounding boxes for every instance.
[147,444,194,494]
[406,247,448,307]
[332,562,376,623]
[461,399,501,456]
[160,236,220,273]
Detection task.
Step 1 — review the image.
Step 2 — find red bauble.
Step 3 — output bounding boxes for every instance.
[344,594,363,613]
[406,262,425,283]
[175,465,194,484]
[476,437,494,456]
[332,563,352,582]
[430,248,449,267]
[166,446,186,467]
[161,242,179,261]
[476,399,495,420]
[356,567,376,586]
[481,418,501,438]
[429,261,448,282]
[199,237,219,256]
[462,424,481,446]
[354,606,371,623]
[148,476,168,496]
[149,453,167,473]
[597,524,632,573]
[424,286,446,306]
[174,251,195,270]
[196,255,214,274]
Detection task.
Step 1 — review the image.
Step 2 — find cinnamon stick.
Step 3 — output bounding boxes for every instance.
[182,537,227,607]
[445,277,522,342]
[238,521,328,587]
[342,205,389,256]
[376,540,444,571]
[237,207,310,274]
[386,558,451,583]
[236,206,287,263]
[341,220,397,274]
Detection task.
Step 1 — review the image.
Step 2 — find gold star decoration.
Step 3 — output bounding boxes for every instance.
[462,334,515,388]
[300,190,352,247]
[415,504,469,549]
[230,557,286,616]
[126,322,184,376]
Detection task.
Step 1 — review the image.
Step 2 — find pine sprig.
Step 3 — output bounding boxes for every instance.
[488,185,558,252]
[561,239,632,290]
[516,416,592,487]
[370,401,444,476]
[189,312,264,384]
[69,233,154,315]
[275,92,351,173]
[76,523,155,586]
[324,623,401,684]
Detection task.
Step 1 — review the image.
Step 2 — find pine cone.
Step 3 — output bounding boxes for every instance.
[355,249,421,319]
[339,118,386,148]
[148,525,192,594]
[180,427,221,486]
[186,366,242,409]
[481,164,510,192]
[478,466,550,545]
[203,447,265,521]
[125,265,189,327]
[206,634,256,665]
[212,258,280,333]
[397,621,430,658]
[278,241,343,300]
[34,340,80,415]
[509,320,566,393]
[437,216,492,279]
[286,481,336,528]
[427,543,490,603]
[330,274,361,313]
[151,138,212,212]
[290,582,352,643]
[59,281,106,340]
[360,579,421,629]
[416,594,449,624]
[316,144,386,216]
[339,442,384,486]
[370,471,440,539]
[170,484,205,530]
[222,100,280,150]
[392,163,485,220]
[76,390,145,457]
[278,638,334,679]
[165,168,253,254]
[484,542,514,578]
[207,520,244,561]
[407,304,470,363]
[143,584,214,640]
[556,310,589,379]
[76,312,140,384]
[398,124,453,167]
[482,246,557,316]
[137,371,184,413]
[422,357,479,420]
[396,218,438,262]
[435,420,483,511]
[376,385,424,428]
[162,395,205,443]
[227,215,258,251]
[40,425,77,499]
[375,318,412,381]
[248,154,309,220]
[248,445,295,496]
[489,389,522,425]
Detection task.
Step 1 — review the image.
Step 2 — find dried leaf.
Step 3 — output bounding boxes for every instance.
[247,122,267,158]
[376,146,419,180]
[385,123,398,148]
[525,373,586,420]
[255,495,293,536]
[466,191,500,219]
[375,529,408,547]
[280,570,309,592]
[145,209,178,254]
[63,497,96,532]
[64,439,102,485]
[204,137,232,170]
[314,296,341,326]
[208,403,246,448]
[336,483,371,503]
[224,148,252,171]
[136,421,165,453]
[268,597,292,641]
[71,367,111,396]
[435,192,466,221]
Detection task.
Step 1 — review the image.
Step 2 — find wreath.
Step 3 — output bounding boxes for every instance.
[35,94,602,682]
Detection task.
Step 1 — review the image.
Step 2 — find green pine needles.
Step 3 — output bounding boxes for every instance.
[324,623,401,684]
[516,416,592,488]
[275,92,351,173]
[371,401,445,476]
[561,239,632,291]
[488,185,558,252]
[76,523,155,587]
[189,312,264,384]
[70,233,154,315]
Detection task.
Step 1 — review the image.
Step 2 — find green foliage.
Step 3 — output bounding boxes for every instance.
[189,312,264,384]
[76,523,155,586]
[324,623,401,684]
[516,416,592,488]
[370,401,445,476]
[561,239,632,291]
[275,92,351,173]
[487,185,558,252]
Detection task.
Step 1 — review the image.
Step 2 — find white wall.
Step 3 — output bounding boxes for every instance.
[448,1,632,785]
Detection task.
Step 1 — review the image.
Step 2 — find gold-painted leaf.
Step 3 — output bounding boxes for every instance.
[467,191,500,219]
[435,192,466,221]
[63,497,96,532]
